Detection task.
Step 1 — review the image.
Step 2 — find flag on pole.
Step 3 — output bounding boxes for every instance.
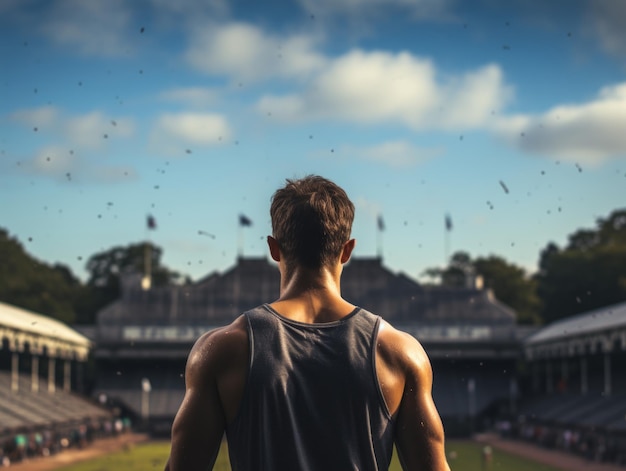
[445,213,453,232]
[239,214,253,227]
[147,214,157,230]
[377,214,385,231]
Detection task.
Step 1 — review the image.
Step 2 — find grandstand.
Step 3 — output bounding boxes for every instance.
[0,302,113,464]
[485,302,626,466]
[0,370,110,430]
[0,301,91,392]
[92,255,527,436]
[520,301,626,432]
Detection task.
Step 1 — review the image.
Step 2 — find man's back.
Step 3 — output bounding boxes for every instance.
[165,301,449,470]
[165,175,450,471]
[226,304,394,471]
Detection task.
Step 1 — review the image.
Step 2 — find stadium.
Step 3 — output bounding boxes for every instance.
[516,303,626,463]
[0,302,119,464]
[90,255,530,437]
[2,256,625,467]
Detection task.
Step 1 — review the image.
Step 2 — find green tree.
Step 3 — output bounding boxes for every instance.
[81,242,184,322]
[536,209,626,323]
[422,251,474,288]
[474,256,542,325]
[0,228,83,324]
[423,251,542,325]
[0,230,187,325]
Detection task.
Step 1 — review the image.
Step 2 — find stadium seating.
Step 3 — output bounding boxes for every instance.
[93,361,186,422]
[519,393,626,431]
[0,370,111,433]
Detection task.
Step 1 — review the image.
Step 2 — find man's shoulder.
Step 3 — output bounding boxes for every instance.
[376,319,431,375]
[188,315,249,373]
[353,308,420,351]
[196,314,249,343]
[377,319,416,348]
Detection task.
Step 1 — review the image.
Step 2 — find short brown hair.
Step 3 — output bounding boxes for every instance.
[270,175,355,271]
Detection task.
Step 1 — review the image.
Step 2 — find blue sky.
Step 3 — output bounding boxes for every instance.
[1,0,625,282]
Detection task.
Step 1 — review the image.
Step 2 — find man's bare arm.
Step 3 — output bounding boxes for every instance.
[164,329,227,471]
[393,332,451,471]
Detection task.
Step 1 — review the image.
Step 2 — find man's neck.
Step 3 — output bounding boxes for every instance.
[279,265,340,297]
[270,264,355,323]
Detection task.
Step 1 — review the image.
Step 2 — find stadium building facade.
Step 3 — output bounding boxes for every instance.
[521,302,626,432]
[0,301,91,398]
[500,302,626,465]
[0,302,112,460]
[93,256,528,436]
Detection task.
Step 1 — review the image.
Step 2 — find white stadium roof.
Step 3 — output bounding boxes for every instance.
[0,302,91,356]
[525,300,626,346]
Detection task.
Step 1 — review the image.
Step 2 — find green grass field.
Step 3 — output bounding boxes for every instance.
[53,440,563,471]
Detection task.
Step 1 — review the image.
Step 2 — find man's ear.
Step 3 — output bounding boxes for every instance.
[267,236,281,262]
[340,239,356,264]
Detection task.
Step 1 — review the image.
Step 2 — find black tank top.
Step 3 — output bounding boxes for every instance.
[226,304,395,471]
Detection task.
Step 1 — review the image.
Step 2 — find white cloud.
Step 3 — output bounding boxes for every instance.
[10,107,135,149]
[339,140,442,167]
[15,145,138,183]
[8,107,137,183]
[298,0,452,20]
[64,112,134,149]
[159,87,218,108]
[148,0,229,19]
[492,82,626,164]
[89,165,139,183]
[436,65,511,129]
[27,145,76,176]
[41,0,134,57]
[589,0,626,60]
[185,22,326,82]
[151,112,232,152]
[184,22,511,132]
[11,106,60,129]
[3,0,230,57]
[258,50,511,131]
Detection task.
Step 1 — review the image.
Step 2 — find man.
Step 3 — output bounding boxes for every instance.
[165,175,450,471]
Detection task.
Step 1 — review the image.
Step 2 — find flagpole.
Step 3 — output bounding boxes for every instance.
[237,214,252,259]
[444,230,450,266]
[235,214,253,313]
[444,213,452,266]
[142,215,156,290]
[143,242,152,290]
[238,225,243,258]
[376,214,384,260]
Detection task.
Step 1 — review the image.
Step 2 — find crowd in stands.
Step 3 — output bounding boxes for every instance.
[0,417,131,467]
[496,418,626,467]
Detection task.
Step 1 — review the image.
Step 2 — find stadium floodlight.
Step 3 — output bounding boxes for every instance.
[468,378,476,436]
[141,377,152,421]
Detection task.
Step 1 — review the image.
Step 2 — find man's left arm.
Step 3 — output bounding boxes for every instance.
[165,330,226,471]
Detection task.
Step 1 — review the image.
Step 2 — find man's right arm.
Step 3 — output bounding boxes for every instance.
[391,331,451,471]
[164,329,226,471]
[164,316,249,471]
